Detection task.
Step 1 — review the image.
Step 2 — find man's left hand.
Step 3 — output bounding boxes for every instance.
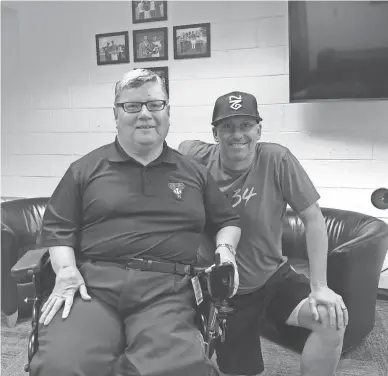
[309,286,349,329]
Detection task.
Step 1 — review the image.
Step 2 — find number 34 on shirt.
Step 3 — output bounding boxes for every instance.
[231,187,257,208]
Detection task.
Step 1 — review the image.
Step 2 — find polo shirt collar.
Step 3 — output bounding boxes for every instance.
[108,137,177,165]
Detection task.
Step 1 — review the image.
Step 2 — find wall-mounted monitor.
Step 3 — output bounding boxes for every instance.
[289,1,388,102]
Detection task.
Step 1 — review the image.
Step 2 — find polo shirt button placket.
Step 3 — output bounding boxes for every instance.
[142,167,151,195]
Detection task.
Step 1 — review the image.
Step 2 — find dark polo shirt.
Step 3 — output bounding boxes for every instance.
[38,138,240,264]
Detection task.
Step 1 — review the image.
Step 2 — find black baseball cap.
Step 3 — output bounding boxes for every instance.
[211,91,263,125]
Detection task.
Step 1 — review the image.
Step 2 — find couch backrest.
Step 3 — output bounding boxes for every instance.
[1,197,49,249]
[2,199,387,261]
[282,207,388,259]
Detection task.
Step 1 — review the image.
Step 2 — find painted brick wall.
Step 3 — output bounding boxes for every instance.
[2,1,388,227]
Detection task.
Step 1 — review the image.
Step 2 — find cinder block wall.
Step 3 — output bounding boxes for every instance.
[1,1,388,226]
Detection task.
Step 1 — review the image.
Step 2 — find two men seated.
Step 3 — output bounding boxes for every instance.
[31,69,348,376]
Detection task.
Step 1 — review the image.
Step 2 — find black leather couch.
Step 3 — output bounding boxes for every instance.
[2,197,388,354]
[267,208,388,353]
[1,198,48,326]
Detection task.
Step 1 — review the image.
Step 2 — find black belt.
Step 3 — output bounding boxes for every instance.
[124,258,193,276]
[82,257,193,277]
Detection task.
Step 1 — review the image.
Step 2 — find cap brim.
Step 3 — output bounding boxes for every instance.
[212,113,263,126]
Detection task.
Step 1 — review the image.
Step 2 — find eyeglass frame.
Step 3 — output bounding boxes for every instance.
[115,100,167,113]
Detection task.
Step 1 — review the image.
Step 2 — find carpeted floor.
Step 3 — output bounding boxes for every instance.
[1,300,388,376]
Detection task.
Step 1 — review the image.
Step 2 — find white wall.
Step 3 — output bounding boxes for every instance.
[1,1,388,226]
[1,4,21,179]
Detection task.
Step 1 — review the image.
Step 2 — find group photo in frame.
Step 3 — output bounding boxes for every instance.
[173,23,211,60]
[133,27,168,62]
[95,31,129,65]
[139,66,169,95]
[132,1,168,24]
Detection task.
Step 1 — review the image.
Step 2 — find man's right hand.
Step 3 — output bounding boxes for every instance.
[205,247,239,297]
[39,266,91,326]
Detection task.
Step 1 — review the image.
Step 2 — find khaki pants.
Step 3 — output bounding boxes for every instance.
[30,261,218,376]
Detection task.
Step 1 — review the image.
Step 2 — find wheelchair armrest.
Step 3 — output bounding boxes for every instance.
[11,247,50,281]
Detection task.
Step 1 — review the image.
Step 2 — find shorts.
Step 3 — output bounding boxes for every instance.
[215,263,311,375]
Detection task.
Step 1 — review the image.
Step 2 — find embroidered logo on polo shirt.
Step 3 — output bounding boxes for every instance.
[168,182,185,200]
[229,95,242,110]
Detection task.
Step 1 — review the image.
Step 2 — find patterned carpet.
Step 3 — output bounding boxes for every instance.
[1,300,388,376]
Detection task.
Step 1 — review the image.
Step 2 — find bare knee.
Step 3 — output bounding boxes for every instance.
[312,305,345,345]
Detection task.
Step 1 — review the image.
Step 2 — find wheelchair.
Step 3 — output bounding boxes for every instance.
[194,253,235,359]
[11,249,235,373]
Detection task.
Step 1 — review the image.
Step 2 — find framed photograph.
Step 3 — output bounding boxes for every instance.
[132,1,167,24]
[133,27,168,62]
[173,23,211,60]
[138,66,169,95]
[95,31,129,65]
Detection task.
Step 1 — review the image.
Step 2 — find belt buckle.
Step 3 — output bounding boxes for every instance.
[124,259,140,271]
[184,264,193,276]
[125,258,152,271]
[143,259,153,271]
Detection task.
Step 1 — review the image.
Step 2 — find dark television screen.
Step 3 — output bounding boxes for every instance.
[289,1,388,102]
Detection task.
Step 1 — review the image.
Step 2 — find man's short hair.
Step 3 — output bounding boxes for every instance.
[114,68,168,104]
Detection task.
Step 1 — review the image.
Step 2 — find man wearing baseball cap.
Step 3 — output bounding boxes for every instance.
[179,91,348,376]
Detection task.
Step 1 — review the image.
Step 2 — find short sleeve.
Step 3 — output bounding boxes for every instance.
[37,167,82,248]
[178,140,218,166]
[203,171,240,236]
[178,140,196,156]
[278,150,320,213]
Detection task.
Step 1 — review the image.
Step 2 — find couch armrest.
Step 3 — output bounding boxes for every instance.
[1,223,16,238]
[328,230,388,297]
[11,247,50,281]
[327,233,388,347]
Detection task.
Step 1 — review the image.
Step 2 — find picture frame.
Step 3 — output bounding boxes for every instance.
[138,66,169,95]
[173,23,211,60]
[132,1,168,24]
[133,27,168,62]
[95,31,130,65]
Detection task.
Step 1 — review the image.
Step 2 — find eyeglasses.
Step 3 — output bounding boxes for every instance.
[115,100,167,113]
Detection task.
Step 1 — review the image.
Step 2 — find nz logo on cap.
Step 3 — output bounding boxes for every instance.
[168,182,185,200]
[229,95,242,111]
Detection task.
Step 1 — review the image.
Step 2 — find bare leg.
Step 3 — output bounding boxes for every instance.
[287,301,345,376]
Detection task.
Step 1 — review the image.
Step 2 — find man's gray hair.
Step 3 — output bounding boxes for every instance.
[114,69,168,104]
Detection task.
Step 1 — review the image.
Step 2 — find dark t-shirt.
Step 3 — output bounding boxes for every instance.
[179,140,320,293]
[38,139,240,264]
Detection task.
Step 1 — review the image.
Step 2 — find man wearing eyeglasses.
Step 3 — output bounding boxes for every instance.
[30,69,241,376]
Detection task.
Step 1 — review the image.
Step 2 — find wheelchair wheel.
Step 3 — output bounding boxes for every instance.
[207,336,217,358]
[199,313,221,359]
[196,313,215,358]
[196,312,207,336]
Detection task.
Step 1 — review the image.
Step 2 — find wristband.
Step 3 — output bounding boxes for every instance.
[216,243,236,256]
